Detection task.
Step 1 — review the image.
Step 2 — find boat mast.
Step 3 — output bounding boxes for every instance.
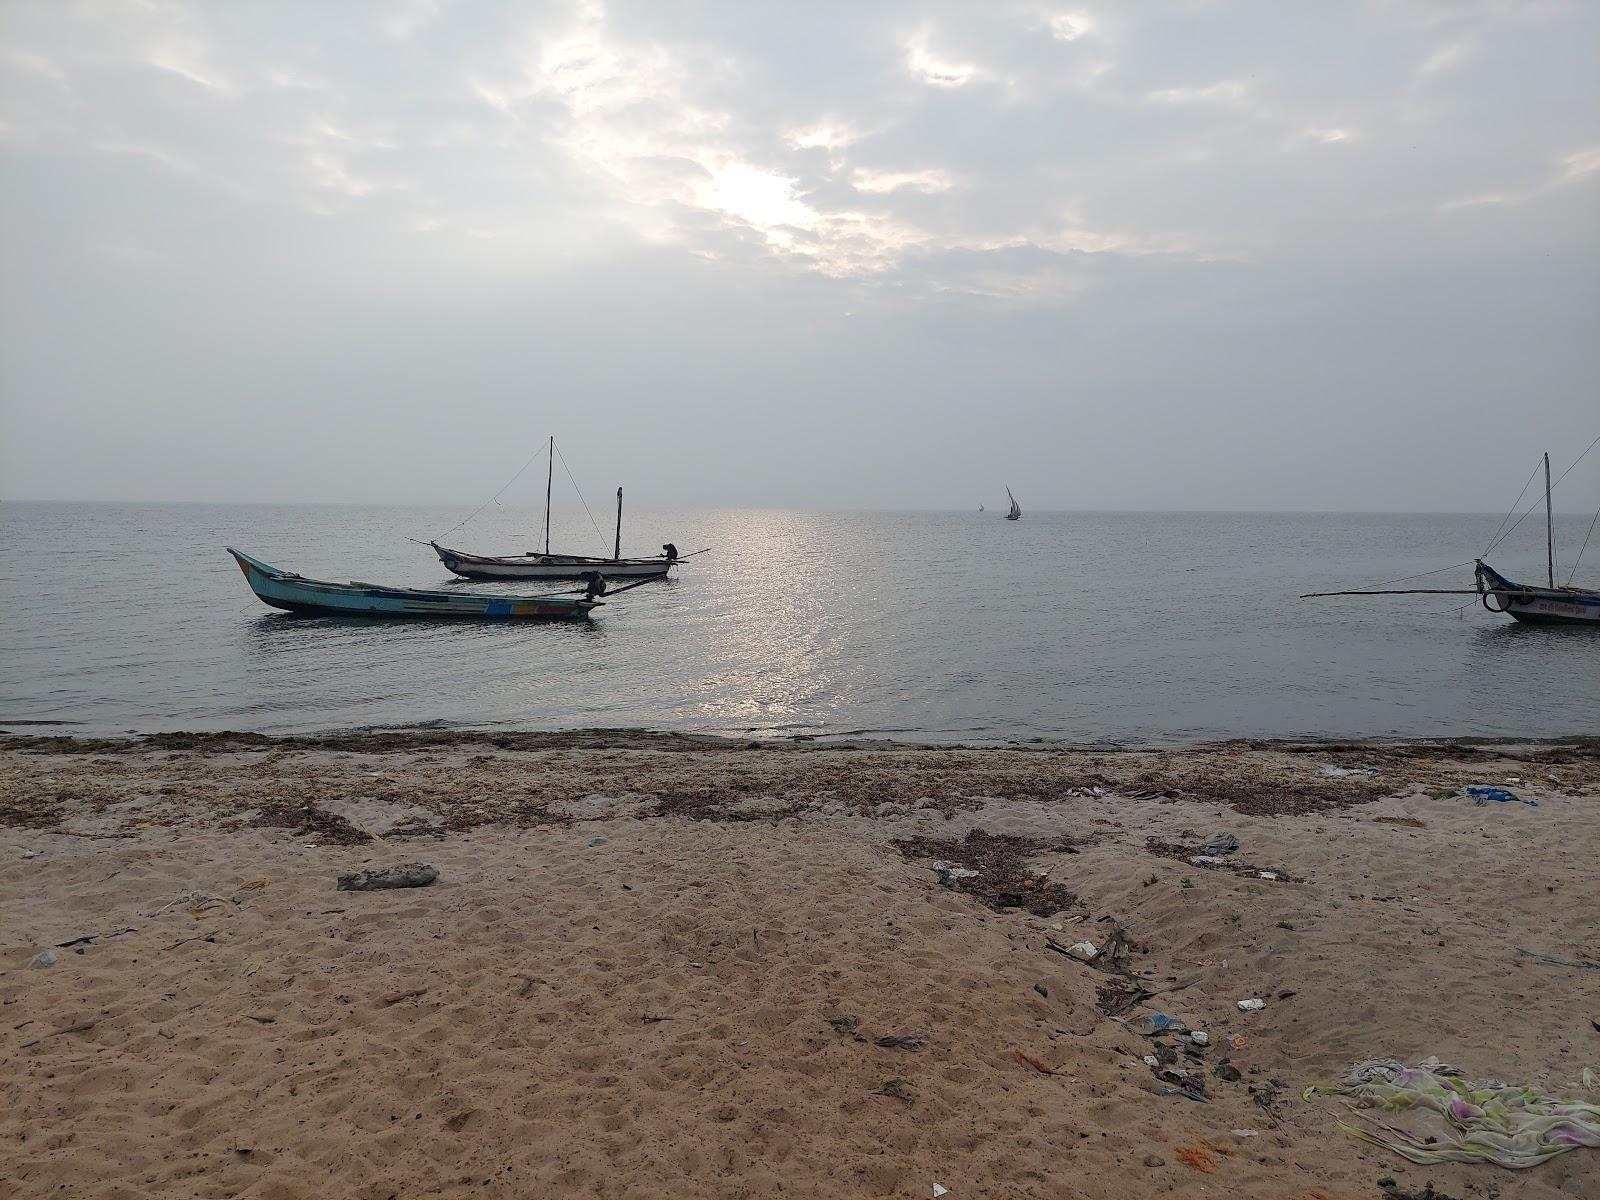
[614,487,623,561]
[1545,451,1554,588]
[544,436,554,557]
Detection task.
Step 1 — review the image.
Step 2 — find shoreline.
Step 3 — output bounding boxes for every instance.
[5,725,1598,757]
[3,735,1597,1197]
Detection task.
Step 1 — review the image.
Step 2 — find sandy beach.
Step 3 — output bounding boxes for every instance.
[2,732,1597,1199]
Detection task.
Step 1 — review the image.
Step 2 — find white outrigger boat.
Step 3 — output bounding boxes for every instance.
[429,438,701,581]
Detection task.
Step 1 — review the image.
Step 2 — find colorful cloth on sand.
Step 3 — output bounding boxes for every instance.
[1304,1057,1600,1169]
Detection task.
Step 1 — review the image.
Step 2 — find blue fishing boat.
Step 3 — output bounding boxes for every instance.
[1474,560,1600,625]
[228,549,601,621]
[1303,450,1599,626]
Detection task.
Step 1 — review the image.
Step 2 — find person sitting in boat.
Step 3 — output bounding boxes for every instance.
[662,543,678,563]
[582,571,608,601]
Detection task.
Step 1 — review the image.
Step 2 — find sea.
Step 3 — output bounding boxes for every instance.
[2,502,1597,744]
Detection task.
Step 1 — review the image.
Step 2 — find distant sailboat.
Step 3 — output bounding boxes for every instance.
[1005,488,1022,521]
[978,504,985,512]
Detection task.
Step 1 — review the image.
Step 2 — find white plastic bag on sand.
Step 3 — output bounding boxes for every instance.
[1067,941,1098,961]
[1237,998,1265,1011]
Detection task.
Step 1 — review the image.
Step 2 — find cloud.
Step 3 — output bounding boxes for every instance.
[906,32,979,88]
[1562,146,1600,179]
[1146,80,1249,106]
[851,167,954,195]
[1043,10,1097,43]
[786,121,861,153]
[1441,144,1600,211]
[146,34,238,97]
[1415,37,1473,82]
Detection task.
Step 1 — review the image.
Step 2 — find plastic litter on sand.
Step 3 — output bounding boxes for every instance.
[1237,998,1266,1011]
[1306,1057,1600,1168]
[1464,786,1537,807]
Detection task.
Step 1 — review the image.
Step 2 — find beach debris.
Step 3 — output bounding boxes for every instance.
[149,890,229,918]
[1033,982,1049,998]
[1065,940,1099,962]
[1189,855,1229,866]
[28,948,57,969]
[1258,871,1278,880]
[380,988,428,1006]
[1237,998,1265,1011]
[21,849,40,859]
[1154,1083,1208,1103]
[1198,832,1239,857]
[1582,1068,1598,1089]
[871,1078,913,1103]
[827,1014,864,1040]
[1131,1013,1189,1037]
[1230,1129,1260,1138]
[1464,786,1536,807]
[1143,1055,1160,1068]
[1189,1030,1210,1046]
[894,830,1081,916]
[1012,1047,1056,1074]
[1143,1154,1165,1167]
[53,928,135,948]
[1214,1061,1243,1082]
[876,1032,930,1051]
[1516,948,1600,970]
[1229,1034,1247,1049]
[336,863,438,891]
[1377,1179,1461,1200]
[932,1183,948,1197]
[586,836,607,848]
[1305,1057,1600,1168]
[931,861,980,888]
[1176,1145,1219,1172]
[1320,765,1378,777]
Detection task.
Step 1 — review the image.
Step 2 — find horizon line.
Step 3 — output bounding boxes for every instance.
[3,497,1597,518]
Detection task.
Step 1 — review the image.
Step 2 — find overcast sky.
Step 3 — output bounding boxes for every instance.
[2,0,1597,512]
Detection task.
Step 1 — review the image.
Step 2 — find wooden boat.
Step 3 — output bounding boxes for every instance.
[1473,560,1600,625]
[1304,450,1599,626]
[1474,451,1598,625]
[430,437,688,581]
[1005,488,1022,521]
[228,549,601,620]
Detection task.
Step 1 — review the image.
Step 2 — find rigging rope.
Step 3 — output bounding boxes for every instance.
[1480,457,1542,557]
[553,441,613,557]
[1568,502,1600,585]
[1481,431,1600,559]
[428,441,550,543]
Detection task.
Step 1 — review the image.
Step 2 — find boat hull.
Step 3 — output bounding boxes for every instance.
[431,542,673,581]
[228,549,599,621]
[1474,561,1600,626]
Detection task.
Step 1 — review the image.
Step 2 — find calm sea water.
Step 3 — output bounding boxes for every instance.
[2,502,1596,743]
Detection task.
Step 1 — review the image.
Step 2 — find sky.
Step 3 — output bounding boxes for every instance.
[1,0,1597,512]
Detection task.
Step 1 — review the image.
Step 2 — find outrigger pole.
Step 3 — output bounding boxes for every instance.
[1299,589,1483,598]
